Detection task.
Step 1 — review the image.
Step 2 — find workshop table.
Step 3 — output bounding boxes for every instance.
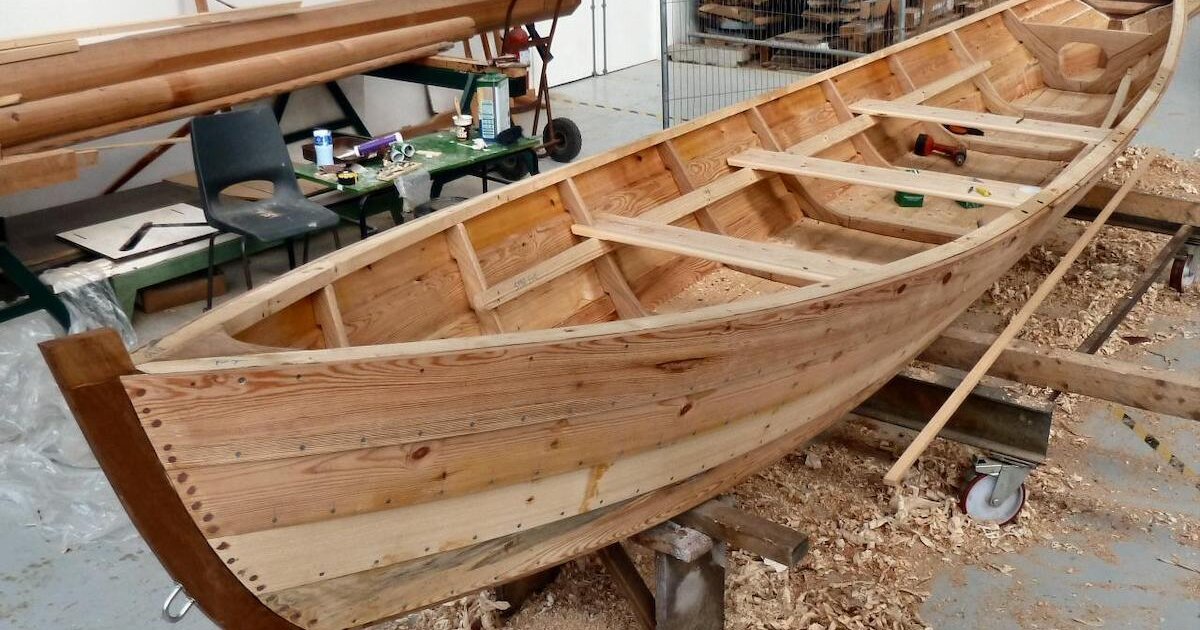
[295,131,540,238]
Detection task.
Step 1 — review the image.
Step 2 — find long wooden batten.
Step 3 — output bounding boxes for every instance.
[39,0,1185,628]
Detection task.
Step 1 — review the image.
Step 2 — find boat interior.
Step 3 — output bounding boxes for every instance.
[142,0,1175,364]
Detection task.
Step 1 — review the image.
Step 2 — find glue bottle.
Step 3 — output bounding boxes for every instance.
[313,128,334,167]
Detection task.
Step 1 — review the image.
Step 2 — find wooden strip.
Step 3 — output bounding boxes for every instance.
[631,521,713,563]
[445,224,504,334]
[674,500,809,567]
[883,149,1160,485]
[209,393,816,593]
[785,115,878,157]
[744,105,832,224]
[848,100,1109,143]
[476,239,614,310]
[172,368,797,536]
[831,208,970,244]
[597,545,656,630]
[572,214,877,284]
[943,32,1023,117]
[891,61,992,105]
[558,179,647,318]
[729,149,1037,208]
[922,327,1200,421]
[0,93,20,107]
[1101,70,1135,128]
[657,140,727,235]
[312,286,350,349]
[818,80,889,167]
[0,2,303,51]
[0,149,89,195]
[0,40,79,65]
[637,168,765,225]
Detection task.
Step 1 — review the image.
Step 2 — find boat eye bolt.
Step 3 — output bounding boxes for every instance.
[161,583,195,623]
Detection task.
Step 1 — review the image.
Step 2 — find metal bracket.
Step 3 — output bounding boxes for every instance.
[161,583,195,623]
[973,454,1032,507]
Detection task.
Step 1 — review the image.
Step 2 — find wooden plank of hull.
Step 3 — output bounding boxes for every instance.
[257,196,1061,628]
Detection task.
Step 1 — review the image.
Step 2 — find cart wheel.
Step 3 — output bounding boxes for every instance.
[1169,251,1195,292]
[543,117,582,163]
[958,473,1026,525]
[492,156,529,181]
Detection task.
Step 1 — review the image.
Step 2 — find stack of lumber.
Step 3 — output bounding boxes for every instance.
[0,0,577,157]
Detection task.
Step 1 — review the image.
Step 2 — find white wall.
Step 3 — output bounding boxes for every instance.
[0,0,447,217]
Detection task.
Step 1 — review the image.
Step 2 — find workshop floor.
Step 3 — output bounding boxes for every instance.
[3,22,1200,628]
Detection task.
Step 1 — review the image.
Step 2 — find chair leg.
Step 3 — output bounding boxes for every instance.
[205,234,217,311]
[302,233,311,265]
[331,226,342,250]
[240,237,253,290]
[286,238,296,270]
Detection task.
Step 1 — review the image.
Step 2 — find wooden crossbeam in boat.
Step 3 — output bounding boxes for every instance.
[729,149,1037,208]
[572,214,878,286]
[639,168,766,225]
[848,100,1109,143]
[475,239,614,310]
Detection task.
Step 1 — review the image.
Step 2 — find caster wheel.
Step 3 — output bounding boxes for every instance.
[959,473,1026,525]
[543,117,582,163]
[492,156,529,181]
[1169,252,1195,292]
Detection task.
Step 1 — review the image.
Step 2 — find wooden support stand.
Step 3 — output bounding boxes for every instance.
[596,498,808,630]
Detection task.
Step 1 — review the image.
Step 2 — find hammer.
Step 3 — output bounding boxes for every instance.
[914,133,967,167]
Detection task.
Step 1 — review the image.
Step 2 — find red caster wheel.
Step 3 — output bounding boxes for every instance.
[959,472,1026,525]
[1169,251,1195,292]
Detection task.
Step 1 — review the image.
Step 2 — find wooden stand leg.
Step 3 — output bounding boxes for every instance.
[598,544,656,630]
[655,542,726,630]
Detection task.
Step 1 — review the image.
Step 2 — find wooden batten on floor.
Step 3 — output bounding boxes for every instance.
[558,178,648,318]
[729,149,1036,208]
[445,223,505,334]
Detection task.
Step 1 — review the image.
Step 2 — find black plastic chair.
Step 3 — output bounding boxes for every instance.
[191,107,342,309]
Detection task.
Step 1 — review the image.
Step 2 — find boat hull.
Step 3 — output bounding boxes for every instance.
[39,0,1184,626]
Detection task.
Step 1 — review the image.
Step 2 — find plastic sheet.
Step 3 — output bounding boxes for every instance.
[393,165,433,212]
[0,263,136,549]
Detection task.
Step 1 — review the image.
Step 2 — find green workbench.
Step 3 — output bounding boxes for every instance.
[295,131,540,238]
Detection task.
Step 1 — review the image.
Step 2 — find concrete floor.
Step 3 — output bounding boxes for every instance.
[3,26,1199,628]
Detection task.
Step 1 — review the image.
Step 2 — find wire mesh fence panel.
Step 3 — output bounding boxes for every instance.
[660,0,1004,127]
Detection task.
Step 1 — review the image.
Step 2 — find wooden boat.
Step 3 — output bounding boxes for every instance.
[42,0,1184,627]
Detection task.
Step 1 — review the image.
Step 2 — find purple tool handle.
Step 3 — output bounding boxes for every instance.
[353,133,404,158]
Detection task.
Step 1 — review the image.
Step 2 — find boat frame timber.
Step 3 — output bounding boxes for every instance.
[41,0,1186,627]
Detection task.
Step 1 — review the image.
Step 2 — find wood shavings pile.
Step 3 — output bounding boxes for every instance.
[1102,147,1200,201]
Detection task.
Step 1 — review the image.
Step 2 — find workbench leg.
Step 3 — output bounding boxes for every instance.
[655,542,725,630]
